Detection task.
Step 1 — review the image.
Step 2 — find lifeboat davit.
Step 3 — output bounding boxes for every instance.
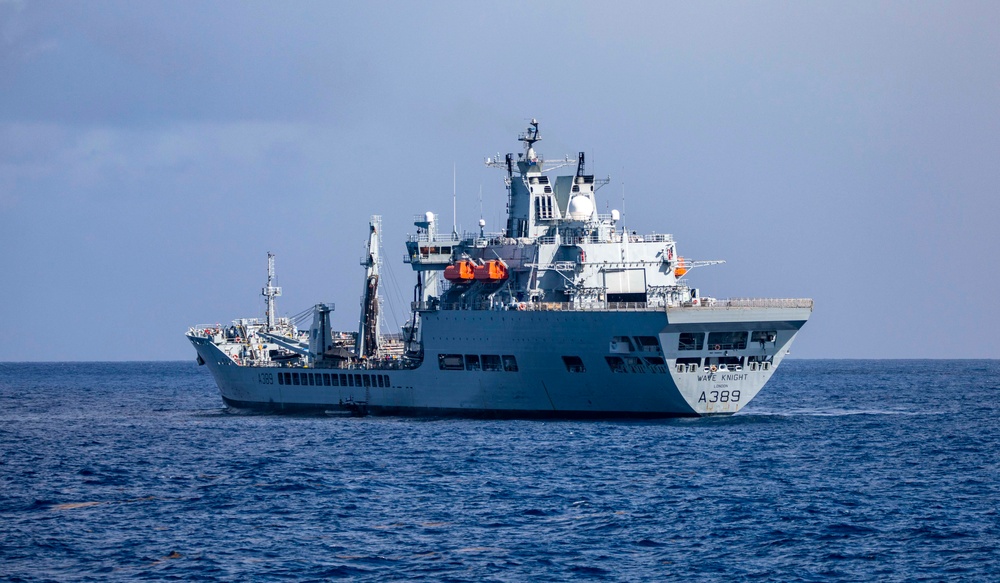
[444,260,476,283]
[474,260,509,282]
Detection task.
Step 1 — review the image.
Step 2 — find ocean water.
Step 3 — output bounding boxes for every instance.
[1,360,998,582]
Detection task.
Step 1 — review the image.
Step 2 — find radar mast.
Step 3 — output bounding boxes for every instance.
[262,252,282,330]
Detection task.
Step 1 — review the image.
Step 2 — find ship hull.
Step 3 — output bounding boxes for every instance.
[189,305,808,418]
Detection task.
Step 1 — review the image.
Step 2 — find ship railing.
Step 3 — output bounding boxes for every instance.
[701,298,815,309]
[188,325,223,338]
[460,230,505,241]
[407,232,462,243]
[412,300,656,312]
[411,297,812,313]
[534,232,673,246]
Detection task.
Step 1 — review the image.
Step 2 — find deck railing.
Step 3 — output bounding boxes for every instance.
[711,298,814,309]
[411,298,813,313]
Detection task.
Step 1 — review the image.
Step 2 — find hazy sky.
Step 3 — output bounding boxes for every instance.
[2,1,998,360]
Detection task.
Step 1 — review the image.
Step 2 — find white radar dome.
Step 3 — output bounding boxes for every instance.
[478,218,486,228]
[611,209,620,222]
[425,211,435,223]
[567,195,595,221]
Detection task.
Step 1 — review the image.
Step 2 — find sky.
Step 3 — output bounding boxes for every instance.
[1,0,998,361]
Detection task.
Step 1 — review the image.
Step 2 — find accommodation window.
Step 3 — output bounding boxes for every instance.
[676,357,701,366]
[624,356,645,372]
[354,374,362,387]
[439,354,463,370]
[340,374,348,386]
[562,356,586,373]
[481,354,502,371]
[292,373,300,385]
[634,336,661,352]
[717,356,744,369]
[611,336,634,352]
[347,374,354,387]
[606,356,626,373]
[278,373,285,385]
[708,331,748,351]
[363,375,371,387]
[331,374,339,386]
[678,333,704,351]
[645,356,666,373]
[751,331,777,344]
[502,355,519,372]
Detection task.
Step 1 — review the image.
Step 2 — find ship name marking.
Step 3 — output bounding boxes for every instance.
[696,373,749,382]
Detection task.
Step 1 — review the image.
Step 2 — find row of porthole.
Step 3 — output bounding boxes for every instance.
[277,371,390,389]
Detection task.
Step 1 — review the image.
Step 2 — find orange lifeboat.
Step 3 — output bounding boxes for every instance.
[444,260,476,283]
[674,257,688,277]
[473,260,509,282]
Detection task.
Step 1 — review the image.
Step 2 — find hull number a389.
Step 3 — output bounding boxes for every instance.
[699,390,741,403]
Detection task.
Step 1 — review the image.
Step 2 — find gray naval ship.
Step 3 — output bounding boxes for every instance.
[187,120,812,417]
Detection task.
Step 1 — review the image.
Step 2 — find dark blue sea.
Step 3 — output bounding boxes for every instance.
[1,360,998,581]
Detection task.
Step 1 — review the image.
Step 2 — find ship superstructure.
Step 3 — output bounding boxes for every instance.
[187,120,812,417]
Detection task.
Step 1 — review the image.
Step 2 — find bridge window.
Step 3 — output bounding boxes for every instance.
[562,356,586,373]
[465,355,481,371]
[678,333,704,351]
[354,374,362,387]
[708,331,748,351]
[292,373,300,385]
[340,374,348,386]
[363,375,371,387]
[278,373,285,385]
[502,355,519,372]
[331,374,339,386]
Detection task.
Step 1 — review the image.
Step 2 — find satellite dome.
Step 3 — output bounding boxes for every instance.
[568,194,595,221]
[425,211,435,223]
[611,209,620,222]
